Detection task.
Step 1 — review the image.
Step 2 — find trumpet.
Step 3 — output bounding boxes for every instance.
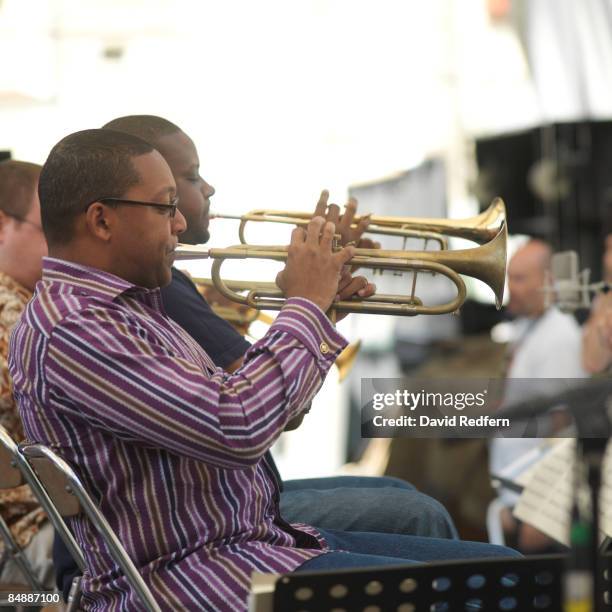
[211,198,506,249]
[176,217,508,317]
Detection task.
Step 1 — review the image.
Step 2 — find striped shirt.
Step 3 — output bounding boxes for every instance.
[9,258,346,611]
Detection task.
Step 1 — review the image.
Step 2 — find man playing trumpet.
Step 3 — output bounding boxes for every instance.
[11,128,517,610]
[50,114,466,602]
[102,114,460,544]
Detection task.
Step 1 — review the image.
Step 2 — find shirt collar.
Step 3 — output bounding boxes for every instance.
[41,257,164,308]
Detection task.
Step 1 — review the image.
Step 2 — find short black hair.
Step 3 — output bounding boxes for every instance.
[102,115,181,148]
[0,160,41,220]
[39,128,154,245]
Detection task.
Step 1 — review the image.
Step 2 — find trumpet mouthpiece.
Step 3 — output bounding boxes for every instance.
[209,212,242,221]
[174,244,212,260]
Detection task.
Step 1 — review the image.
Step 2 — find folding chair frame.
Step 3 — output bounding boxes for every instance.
[20,443,161,612]
[0,426,48,591]
[0,425,84,610]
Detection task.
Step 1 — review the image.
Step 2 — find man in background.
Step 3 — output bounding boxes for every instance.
[0,160,52,587]
[490,238,587,551]
[583,232,612,374]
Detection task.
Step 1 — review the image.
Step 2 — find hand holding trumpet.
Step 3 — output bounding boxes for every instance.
[313,189,381,251]
[275,216,375,318]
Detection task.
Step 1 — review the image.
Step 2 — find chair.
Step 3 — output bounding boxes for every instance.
[0,424,84,611]
[20,443,161,612]
[0,430,44,592]
[485,496,507,546]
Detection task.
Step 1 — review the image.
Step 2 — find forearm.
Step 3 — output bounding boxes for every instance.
[582,316,612,373]
[582,295,612,373]
[47,298,346,469]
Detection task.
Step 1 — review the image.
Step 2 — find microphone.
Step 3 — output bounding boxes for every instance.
[544,251,605,312]
[550,251,586,312]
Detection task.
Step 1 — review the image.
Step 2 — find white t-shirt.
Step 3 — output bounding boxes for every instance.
[490,307,588,506]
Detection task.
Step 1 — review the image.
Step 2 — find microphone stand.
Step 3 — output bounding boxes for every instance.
[565,434,608,612]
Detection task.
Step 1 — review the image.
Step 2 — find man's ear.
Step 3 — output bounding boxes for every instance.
[84,203,113,241]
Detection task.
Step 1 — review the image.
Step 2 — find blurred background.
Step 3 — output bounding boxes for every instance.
[2,0,611,539]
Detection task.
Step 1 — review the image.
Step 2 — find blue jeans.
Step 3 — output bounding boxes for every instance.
[280,476,458,539]
[296,528,520,571]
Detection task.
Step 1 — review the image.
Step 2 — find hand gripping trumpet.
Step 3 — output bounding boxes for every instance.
[176,204,508,318]
[212,198,506,250]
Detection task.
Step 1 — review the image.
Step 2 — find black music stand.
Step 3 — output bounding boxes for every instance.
[248,553,612,611]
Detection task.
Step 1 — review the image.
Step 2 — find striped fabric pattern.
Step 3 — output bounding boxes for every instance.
[9,258,347,611]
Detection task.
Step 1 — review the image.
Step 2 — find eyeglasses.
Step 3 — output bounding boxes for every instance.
[7,214,43,232]
[90,196,179,218]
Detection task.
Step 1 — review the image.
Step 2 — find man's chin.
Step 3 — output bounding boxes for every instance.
[182,229,210,246]
[159,267,174,288]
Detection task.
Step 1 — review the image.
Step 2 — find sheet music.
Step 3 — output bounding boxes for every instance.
[514,439,612,546]
[508,441,557,488]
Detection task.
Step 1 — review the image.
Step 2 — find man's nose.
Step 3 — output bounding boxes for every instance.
[203,181,215,198]
[173,209,187,234]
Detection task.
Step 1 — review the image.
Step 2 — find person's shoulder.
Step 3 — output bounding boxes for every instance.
[516,309,577,355]
[161,268,216,320]
[162,267,201,301]
[32,283,131,341]
[170,266,191,284]
[20,282,84,332]
[532,308,583,355]
[540,307,580,333]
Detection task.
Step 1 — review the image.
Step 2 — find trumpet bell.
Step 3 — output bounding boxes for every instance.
[336,340,361,382]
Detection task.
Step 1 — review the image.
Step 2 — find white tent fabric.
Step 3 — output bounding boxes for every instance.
[525,0,612,121]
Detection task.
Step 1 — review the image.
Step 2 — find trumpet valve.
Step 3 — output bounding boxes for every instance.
[332,234,343,250]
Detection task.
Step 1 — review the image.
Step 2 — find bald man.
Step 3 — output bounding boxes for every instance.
[500,240,587,379]
[490,239,587,552]
[506,240,552,321]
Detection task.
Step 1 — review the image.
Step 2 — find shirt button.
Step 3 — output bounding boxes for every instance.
[319,342,330,355]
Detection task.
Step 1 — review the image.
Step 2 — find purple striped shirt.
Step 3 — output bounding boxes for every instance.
[9,258,347,611]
